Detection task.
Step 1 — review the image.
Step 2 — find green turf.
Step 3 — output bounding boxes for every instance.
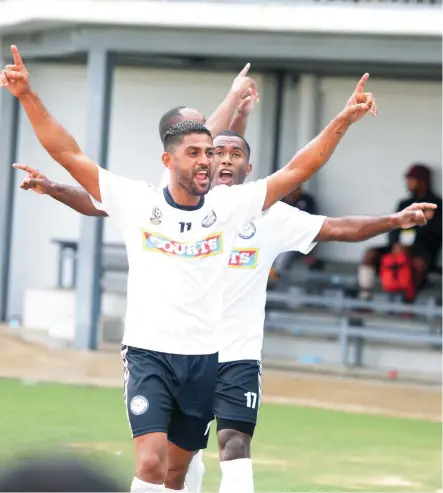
[0,378,441,492]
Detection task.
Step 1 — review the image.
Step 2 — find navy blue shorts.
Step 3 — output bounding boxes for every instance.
[213,360,262,437]
[121,345,218,451]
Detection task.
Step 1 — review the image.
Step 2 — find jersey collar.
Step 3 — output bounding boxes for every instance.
[163,186,205,211]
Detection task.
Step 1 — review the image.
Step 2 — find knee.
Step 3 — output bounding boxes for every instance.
[165,463,189,491]
[411,257,429,286]
[218,429,251,462]
[412,256,428,272]
[362,248,379,266]
[136,452,166,484]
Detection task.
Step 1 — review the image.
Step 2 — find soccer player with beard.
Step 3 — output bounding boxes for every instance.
[4,46,380,492]
[14,130,436,493]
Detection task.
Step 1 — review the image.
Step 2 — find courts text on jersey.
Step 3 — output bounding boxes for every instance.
[142,231,223,259]
[228,248,259,268]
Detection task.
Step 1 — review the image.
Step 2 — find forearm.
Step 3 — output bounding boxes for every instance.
[48,182,107,217]
[323,215,399,242]
[18,91,100,200]
[229,110,249,137]
[287,113,350,183]
[205,91,239,136]
[18,91,82,166]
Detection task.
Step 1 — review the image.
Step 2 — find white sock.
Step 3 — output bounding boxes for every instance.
[358,265,376,296]
[185,450,205,493]
[131,476,165,492]
[219,458,254,493]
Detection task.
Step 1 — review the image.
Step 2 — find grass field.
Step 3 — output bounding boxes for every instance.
[0,378,441,492]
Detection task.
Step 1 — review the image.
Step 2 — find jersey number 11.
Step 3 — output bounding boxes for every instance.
[179,222,192,233]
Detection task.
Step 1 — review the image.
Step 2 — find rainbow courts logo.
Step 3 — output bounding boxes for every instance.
[228,248,258,269]
[142,231,223,259]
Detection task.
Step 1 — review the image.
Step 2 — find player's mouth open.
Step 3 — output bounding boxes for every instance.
[195,170,209,185]
[219,169,233,185]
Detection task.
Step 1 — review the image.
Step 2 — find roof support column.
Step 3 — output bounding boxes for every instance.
[74,49,114,350]
[0,87,19,322]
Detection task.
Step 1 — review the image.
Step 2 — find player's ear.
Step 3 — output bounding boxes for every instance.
[247,163,252,176]
[162,152,172,170]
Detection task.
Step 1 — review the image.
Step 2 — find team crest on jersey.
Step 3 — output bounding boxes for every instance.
[239,222,256,240]
[150,207,163,225]
[143,231,223,258]
[228,248,258,268]
[201,209,217,228]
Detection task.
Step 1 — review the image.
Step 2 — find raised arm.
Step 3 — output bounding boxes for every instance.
[13,163,107,217]
[229,93,255,136]
[262,74,377,211]
[205,63,258,137]
[0,46,101,201]
[316,203,437,242]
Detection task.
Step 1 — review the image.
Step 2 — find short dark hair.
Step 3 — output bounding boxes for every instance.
[215,130,251,159]
[158,106,186,142]
[163,120,212,152]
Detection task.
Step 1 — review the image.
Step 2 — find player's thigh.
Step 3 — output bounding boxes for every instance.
[170,352,218,452]
[122,345,175,438]
[214,360,262,434]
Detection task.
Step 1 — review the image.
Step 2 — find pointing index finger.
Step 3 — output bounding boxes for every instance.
[13,163,35,173]
[355,73,369,94]
[409,202,437,210]
[11,45,24,68]
[239,63,251,77]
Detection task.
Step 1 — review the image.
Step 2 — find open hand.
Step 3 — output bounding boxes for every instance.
[0,45,31,98]
[395,202,437,229]
[13,163,52,195]
[341,73,377,124]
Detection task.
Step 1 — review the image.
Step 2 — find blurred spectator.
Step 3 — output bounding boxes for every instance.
[270,186,323,280]
[281,186,318,215]
[0,452,123,492]
[358,163,442,300]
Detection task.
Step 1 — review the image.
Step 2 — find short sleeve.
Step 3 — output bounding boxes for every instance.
[273,202,326,255]
[90,166,153,225]
[214,179,267,230]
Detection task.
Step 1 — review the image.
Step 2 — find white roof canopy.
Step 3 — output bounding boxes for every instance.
[0,0,441,37]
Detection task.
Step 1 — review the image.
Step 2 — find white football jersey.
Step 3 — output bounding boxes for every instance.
[218,202,326,363]
[92,167,267,355]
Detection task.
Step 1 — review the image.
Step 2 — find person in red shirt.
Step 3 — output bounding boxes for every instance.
[358,163,442,300]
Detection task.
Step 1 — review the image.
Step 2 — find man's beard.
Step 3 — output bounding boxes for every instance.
[177,169,210,196]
